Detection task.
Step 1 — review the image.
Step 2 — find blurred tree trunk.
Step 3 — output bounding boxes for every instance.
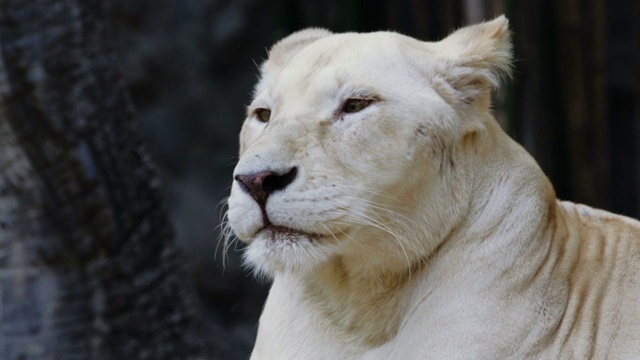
[0,0,204,359]
[555,0,611,209]
[510,0,566,193]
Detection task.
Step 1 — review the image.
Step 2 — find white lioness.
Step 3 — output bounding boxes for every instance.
[226,16,640,359]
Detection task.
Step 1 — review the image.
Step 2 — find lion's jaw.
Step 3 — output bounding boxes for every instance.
[225,25,514,278]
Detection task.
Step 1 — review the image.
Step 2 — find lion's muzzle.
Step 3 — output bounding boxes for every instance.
[234,166,298,224]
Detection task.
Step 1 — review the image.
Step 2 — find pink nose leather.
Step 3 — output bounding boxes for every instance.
[234,167,298,207]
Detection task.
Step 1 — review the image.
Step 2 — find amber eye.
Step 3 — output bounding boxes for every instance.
[255,108,271,122]
[342,98,371,114]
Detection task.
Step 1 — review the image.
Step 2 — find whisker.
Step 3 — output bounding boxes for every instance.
[214,196,242,270]
[321,220,366,249]
[337,195,422,229]
[331,184,404,203]
[343,211,415,284]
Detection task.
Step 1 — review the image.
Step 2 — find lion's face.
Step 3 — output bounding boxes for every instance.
[228,22,511,276]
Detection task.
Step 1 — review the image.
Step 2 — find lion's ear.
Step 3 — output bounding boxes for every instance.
[434,15,512,104]
[262,28,332,74]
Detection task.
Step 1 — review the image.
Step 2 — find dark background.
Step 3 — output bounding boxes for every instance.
[105,0,639,357]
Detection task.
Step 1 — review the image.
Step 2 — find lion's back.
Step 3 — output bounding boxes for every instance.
[553,201,640,358]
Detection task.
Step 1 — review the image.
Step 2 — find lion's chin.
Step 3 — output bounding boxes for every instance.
[243,225,336,277]
[261,224,323,242]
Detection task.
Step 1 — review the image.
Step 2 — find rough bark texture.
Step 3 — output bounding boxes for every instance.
[0,0,204,359]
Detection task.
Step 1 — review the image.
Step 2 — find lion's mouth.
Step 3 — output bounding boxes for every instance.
[260,224,323,241]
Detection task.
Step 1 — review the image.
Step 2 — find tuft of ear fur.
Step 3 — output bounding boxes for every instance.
[434,15,513,104]
[261,28,332,74]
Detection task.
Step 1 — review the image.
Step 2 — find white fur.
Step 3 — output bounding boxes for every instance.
[226,16,640,359]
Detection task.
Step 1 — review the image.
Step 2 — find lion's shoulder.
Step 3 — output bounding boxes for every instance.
[560,200,640,240]
[554,201,640,353]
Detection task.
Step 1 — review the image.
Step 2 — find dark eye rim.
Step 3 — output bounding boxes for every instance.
[340,98,374,114]
[255,108,271,123]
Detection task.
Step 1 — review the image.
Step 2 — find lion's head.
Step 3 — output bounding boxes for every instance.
[227,16,512,277]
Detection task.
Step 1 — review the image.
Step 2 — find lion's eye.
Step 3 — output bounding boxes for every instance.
[342,99,371,114]
[255,108,271,123]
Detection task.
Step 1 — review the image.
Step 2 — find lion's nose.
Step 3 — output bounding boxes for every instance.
[234,167,298,207]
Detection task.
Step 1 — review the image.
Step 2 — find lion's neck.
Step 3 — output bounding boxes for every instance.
[461,120,557,252]
[291,120,558,347]
[300,255,418,346]
[424,119,558,299]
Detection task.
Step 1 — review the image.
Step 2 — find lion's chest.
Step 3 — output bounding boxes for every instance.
[250,268,506,360]
[251,277,366,359]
